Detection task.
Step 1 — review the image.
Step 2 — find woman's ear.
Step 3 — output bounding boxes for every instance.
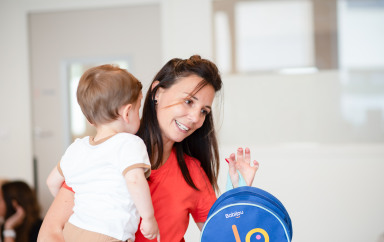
[151,80,163,102]
[151,80,160,91]
[120,103,132,123]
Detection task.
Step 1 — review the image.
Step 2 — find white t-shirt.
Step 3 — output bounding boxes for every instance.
[58,133,151,241]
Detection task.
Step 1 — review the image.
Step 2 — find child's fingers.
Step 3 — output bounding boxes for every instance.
[143,234,152,239]
[143,232,158,240]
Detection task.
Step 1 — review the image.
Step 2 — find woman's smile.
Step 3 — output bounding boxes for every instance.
[175,120,190,132]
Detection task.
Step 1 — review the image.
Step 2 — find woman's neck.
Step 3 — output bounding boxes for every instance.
[159,138,174,166]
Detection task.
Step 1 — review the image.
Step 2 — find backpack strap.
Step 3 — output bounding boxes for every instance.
[226,170,247,191]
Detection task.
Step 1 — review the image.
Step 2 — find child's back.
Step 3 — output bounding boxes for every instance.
[60,133,150,240]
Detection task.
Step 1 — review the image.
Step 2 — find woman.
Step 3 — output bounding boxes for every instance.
[0,180,42,242]
[38,55,259,241]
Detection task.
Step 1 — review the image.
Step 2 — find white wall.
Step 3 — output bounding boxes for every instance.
[0,1,33,184]
[161,0,213,61]
[0,0,383,242]
[204,72,384,242]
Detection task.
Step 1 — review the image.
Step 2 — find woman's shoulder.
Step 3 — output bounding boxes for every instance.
[183,153,216,196]
[183,154,207,178]
[183,153,200,168]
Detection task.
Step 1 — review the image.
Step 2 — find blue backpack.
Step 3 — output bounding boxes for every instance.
[201,186,292,242]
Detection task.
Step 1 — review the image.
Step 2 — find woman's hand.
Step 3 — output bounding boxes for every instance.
[4,200,25,230]
[227,147,259,187]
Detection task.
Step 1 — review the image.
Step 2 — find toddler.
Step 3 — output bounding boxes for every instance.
[46,64,159,242]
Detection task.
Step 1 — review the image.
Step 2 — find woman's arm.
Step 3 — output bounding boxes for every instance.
[37,186,74,242]
[227,147,259,187]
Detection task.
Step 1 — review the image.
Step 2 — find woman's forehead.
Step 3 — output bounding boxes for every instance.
[172,75,208,92]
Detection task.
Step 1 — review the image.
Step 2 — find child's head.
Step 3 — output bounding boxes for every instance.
[77,64,142,126]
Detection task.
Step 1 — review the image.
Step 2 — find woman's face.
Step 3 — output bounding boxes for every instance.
[155,74,215,146]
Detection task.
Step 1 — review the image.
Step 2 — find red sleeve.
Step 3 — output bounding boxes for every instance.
[192,185,216,223]
[190,160,217,223]
[62,182,74,193]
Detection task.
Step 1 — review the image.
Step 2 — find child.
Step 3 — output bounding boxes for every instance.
[46,64,159,242]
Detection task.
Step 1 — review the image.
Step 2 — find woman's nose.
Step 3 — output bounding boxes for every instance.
[188,108,201,123]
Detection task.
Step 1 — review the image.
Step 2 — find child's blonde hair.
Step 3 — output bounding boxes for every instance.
[77,64,142,126]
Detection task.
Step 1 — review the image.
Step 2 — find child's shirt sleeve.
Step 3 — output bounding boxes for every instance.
[117,134,151,178]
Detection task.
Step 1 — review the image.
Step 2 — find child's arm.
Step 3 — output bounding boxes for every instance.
[125,168,160,241]
[46,165,65,197]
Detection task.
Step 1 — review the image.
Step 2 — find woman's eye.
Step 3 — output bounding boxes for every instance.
[185,99,192,105]
[201,109,209,115]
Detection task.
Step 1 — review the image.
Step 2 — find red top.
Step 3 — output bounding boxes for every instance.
[135,149,217,242]
[63,149,216,242]
[62,182,74,192]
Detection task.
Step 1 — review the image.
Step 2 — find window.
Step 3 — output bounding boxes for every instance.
[213,0,338,74]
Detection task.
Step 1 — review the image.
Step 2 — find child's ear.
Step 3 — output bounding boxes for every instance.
[121,103,132,123]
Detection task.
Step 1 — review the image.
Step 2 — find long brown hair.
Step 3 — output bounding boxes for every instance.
[137,55,222,192]
[2,181,41,242]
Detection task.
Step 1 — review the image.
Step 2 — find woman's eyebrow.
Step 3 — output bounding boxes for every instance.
[184,92,212,110]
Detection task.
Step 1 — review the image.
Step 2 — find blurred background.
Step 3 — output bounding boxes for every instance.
[0,0,383,241]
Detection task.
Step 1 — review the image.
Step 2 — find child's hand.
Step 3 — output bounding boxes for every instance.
[140,217,160,241]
